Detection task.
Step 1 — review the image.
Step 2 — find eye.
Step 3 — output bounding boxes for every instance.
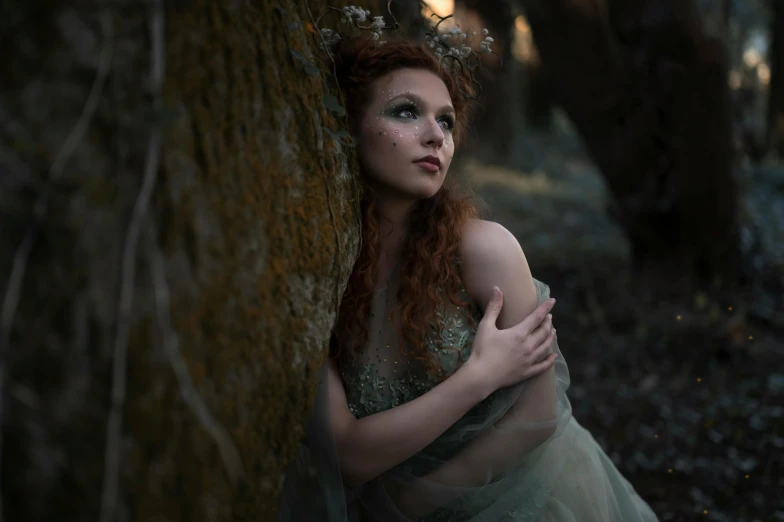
[394,104,417,119]
[439,115,455,131]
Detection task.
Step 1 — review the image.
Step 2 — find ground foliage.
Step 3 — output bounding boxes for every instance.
[455,119,784,522]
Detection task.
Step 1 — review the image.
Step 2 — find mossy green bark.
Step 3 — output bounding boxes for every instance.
[0,0,363,520]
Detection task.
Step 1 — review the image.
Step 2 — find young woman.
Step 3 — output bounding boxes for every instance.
[279,28,658,522]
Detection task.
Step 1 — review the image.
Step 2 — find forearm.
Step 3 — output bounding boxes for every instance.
[394,377,557,519]
[338,362,492,487]
[423,368,558,488]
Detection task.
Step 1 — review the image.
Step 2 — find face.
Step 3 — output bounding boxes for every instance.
[354,68,456,201]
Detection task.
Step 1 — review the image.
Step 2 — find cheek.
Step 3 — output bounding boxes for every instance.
[366,120,419,151]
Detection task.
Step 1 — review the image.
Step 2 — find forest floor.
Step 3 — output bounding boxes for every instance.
[453,116,784,522]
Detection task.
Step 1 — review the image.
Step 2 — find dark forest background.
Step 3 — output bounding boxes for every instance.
[1,0,782,521]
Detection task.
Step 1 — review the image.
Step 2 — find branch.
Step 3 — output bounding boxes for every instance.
[99,3,164,521]
[149,243,245,484]
[0,12,114,522]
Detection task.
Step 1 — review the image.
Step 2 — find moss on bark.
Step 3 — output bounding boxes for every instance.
[0,0,361,520]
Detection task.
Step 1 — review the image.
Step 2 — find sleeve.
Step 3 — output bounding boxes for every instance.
[356,280,578,521]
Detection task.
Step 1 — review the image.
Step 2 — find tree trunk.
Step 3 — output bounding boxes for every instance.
[454,0,521,162]
[767,0,784,156]
[0,1,360,520]
[525,48,555,130]
[520,0,741,283]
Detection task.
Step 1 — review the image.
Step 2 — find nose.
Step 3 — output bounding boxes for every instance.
[420,116,445,149]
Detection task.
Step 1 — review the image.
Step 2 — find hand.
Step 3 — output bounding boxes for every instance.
[465,286,557,392]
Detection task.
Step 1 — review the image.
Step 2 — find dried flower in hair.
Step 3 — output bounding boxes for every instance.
[422,13,497,98]
[315,3,491,98]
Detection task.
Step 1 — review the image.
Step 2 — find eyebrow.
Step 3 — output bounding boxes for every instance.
[386,93,455,115]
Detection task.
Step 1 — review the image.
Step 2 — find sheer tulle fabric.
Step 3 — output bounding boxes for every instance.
[278,279,658,521]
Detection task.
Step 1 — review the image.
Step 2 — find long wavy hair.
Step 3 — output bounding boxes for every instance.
[330,33,482,378]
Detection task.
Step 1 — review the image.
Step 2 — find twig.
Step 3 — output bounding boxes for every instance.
[305,0,362,320]
[322,174,344,325]
[0,13,114,522]
[0,14,114,353]
[98,3,164,521]
[305,0,339,92]
[149,243,245,483]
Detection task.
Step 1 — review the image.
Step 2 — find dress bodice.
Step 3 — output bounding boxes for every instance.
[340,278,483,419]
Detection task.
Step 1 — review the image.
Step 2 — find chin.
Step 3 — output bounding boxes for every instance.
[410,183,443,200]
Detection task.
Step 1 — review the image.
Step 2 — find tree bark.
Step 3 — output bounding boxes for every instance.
[0,1,360,520]
[520,0,740,283]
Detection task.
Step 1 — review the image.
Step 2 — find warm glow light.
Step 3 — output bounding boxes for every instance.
[758,63,771,85]
[515,15,530,33]
[512,14,535,63]
[743,48,762,68]
[424,0,454,18]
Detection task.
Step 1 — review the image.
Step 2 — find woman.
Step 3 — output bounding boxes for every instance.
[279,20,658,522]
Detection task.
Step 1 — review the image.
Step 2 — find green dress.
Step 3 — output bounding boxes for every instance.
[279,273,658,522]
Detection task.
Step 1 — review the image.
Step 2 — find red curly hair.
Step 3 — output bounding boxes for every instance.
[330,32,482,378]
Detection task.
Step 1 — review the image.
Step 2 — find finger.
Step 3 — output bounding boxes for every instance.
[530,328,556,360]
[481,286,504,326]
[526,314,553,348]
[517,298,556,335]
[523,353,558,379]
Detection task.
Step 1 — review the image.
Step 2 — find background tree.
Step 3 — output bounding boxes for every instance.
[452,0,524,160]
[518,0,741,284]
[0,0,366,520]
[766,0,784,156]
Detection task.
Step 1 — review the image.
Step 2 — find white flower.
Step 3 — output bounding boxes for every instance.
[372,16,385,30]
[460,33,467,40]
[342,6,365,24]
[433,36,439,42]
[482,28,489,35]
[484,36,494,43]
[371,31,380,40]
[472,31,477,36]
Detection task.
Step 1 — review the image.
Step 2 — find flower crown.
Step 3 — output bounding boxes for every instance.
[314,3,497,99]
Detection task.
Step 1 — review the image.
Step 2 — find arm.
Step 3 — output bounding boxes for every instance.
[327,245,555,489]
[421,220,558,487]
[327,356,494,488]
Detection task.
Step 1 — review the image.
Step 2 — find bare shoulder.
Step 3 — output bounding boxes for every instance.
[459,219,521,263]
[459,219,538,326]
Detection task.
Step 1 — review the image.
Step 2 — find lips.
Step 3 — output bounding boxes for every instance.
[413,155,441,170]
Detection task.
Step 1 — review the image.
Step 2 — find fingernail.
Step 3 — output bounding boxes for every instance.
[547,314,552,320]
